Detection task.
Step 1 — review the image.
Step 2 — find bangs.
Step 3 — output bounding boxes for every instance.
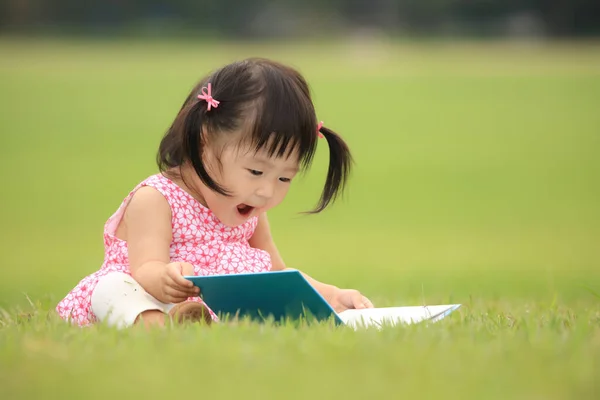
[241,64,319,170]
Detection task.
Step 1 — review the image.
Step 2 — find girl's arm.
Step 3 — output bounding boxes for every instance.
[120,186,198,303]
[248,213,349,307]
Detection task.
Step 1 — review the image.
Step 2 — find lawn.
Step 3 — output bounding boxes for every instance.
[0,38,599,399]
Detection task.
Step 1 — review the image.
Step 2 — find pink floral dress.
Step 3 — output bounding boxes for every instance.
[56,173,272,326]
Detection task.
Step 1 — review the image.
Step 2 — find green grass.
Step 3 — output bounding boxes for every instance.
[1,38,599,399]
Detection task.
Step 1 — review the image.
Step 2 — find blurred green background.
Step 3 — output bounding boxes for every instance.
[1,38,598,310]
[1,0,598,312]
[1,2,600,399]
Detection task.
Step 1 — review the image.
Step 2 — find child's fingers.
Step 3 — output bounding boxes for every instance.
[362,296,374,308]
[353,297,366,309]
[351,292,372,309]
[166,278,200,295]
[164,286,194,302]
[167,263,194,288]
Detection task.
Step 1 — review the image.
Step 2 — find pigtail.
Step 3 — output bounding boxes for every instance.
[157,106,186,169]
[310,125,353,213]
[182,101,231,196]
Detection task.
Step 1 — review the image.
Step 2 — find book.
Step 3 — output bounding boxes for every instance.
[185,270,460,329]
[337,304,461,330]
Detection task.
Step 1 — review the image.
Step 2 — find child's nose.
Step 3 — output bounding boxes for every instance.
[256,181,274,199]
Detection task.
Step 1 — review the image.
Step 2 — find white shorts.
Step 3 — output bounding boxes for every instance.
[91,272,177,329]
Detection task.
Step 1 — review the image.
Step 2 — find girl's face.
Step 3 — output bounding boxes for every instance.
[194,141,300,227]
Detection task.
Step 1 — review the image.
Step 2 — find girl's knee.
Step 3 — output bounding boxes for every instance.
[91,272,168,329]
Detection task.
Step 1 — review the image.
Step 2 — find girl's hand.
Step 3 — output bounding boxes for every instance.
[330,288,374,313]
[160,262,200,303]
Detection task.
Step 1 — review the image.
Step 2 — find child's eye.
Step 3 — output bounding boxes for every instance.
[279,177,291,183]
[247,169,263,176]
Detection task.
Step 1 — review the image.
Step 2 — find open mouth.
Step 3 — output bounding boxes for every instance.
[236,204,254,217]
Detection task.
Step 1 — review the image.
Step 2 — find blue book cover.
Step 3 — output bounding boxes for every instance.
[185,270,343,324]
[185,270,461,328]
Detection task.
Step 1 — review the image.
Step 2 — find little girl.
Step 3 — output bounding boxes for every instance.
[56,57,374,328]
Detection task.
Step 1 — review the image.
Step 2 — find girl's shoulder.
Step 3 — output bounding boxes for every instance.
[104,173,210,237]
[137,173,181,198]
[134,173,204,212]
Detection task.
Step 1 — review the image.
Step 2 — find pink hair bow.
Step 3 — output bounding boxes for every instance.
[317,121,324,138]
[197,83,220,111]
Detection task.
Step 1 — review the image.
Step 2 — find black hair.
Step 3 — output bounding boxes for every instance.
[157,57,352,213]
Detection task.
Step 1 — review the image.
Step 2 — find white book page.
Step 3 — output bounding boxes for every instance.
[337,304,461,330]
